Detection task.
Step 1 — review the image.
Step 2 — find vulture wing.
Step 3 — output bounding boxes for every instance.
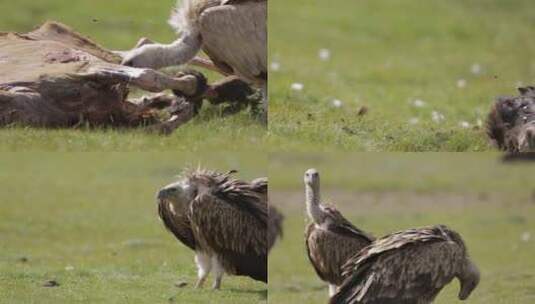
[199,0,267,85]
[158,199,196,250]
[251,176,284,251]
[250,177,268,194]
[190,192,268,282]
[323,205,375,242]
[332,225,465,304]
[268,204,284,251]
[305,206,373,285]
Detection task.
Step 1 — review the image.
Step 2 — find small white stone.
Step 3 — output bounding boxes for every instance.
[65,265,74,271]
[318,48,331,61]
[516,81,524,88]
[331,99,343,108]
[431,111,445,123]
[521,232,531,242]
[412,99,426,108]
[459,121,471,128]
[270,62,281,72]
[457,79,467,89]
[409,117,419,125]
[291,83,304,91]
[471,63,482,75]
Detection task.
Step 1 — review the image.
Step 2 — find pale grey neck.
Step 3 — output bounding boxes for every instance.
[306,183,323,223]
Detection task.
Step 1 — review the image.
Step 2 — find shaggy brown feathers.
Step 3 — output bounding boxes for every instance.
[306,205,374,286]
[331,225,478,304]
[487,86,535,152]
[158,169,269,283]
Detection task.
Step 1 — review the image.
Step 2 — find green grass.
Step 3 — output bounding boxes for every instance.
[268,0,535,151]
[0,0,264,151]
[0,153,267,303]
[268,153,535,303]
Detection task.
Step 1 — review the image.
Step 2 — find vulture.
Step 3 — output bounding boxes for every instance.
[487,86,535,152]
[122,0,267,114]
[330,225,480,304]
[157,169,271,289]
[303,168,375,296]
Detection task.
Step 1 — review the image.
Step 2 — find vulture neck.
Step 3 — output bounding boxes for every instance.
[306,182,324,224]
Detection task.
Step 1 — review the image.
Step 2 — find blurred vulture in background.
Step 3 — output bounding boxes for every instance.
[157,169,281,289]
[303,169,375,296]
[488,86,535,152]
[122,0,267,116]
[330,225,480,304]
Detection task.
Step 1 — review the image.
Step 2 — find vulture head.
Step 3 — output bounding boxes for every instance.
[304,168,320,188]
[158,169,240,205]
[458,258,480,300]
[488,87,535,152]
[157,177,198,207]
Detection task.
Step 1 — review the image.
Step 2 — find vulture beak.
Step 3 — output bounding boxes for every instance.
[157,187,174,200]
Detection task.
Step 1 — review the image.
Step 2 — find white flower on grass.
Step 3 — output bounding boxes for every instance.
[291,83,304,91]
[270,61,281,72]
[459,121,471,128]
[471,63,482,75]
[318,48,331,61]
[457,79,467,89]
[521,232,531,242]
[331,99,343,108]
[476,119,483,128]
[65,265,74,271]
[409,117,419,125]
[431,111,445,123]
[412,99,426,108]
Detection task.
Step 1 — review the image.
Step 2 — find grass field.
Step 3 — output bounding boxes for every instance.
[268,153,535,303]
[0,153,267,304]
[0,0,265,151]
[269,0,535,151]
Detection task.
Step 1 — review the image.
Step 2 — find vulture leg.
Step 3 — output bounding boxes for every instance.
[329,284,338,297]
[212,256,225,290]
[194,252,212,289]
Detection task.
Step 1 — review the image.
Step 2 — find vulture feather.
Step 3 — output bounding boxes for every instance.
[157,168,269,289]
[330,225,480,304]
[304,169,375,296]
[251,177,285,251]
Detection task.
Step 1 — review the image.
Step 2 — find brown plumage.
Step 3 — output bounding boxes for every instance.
[330,225,480,304]
[197,0,267,86]
[487,86,535,152]
[250,177,284,251]
[157,169,268,289]
[304,169,375,296]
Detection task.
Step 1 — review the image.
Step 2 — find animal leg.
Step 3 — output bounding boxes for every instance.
[190,57,230,76]
[328,284,338,297]
[194,252,212,289]
[211,256,225,290]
